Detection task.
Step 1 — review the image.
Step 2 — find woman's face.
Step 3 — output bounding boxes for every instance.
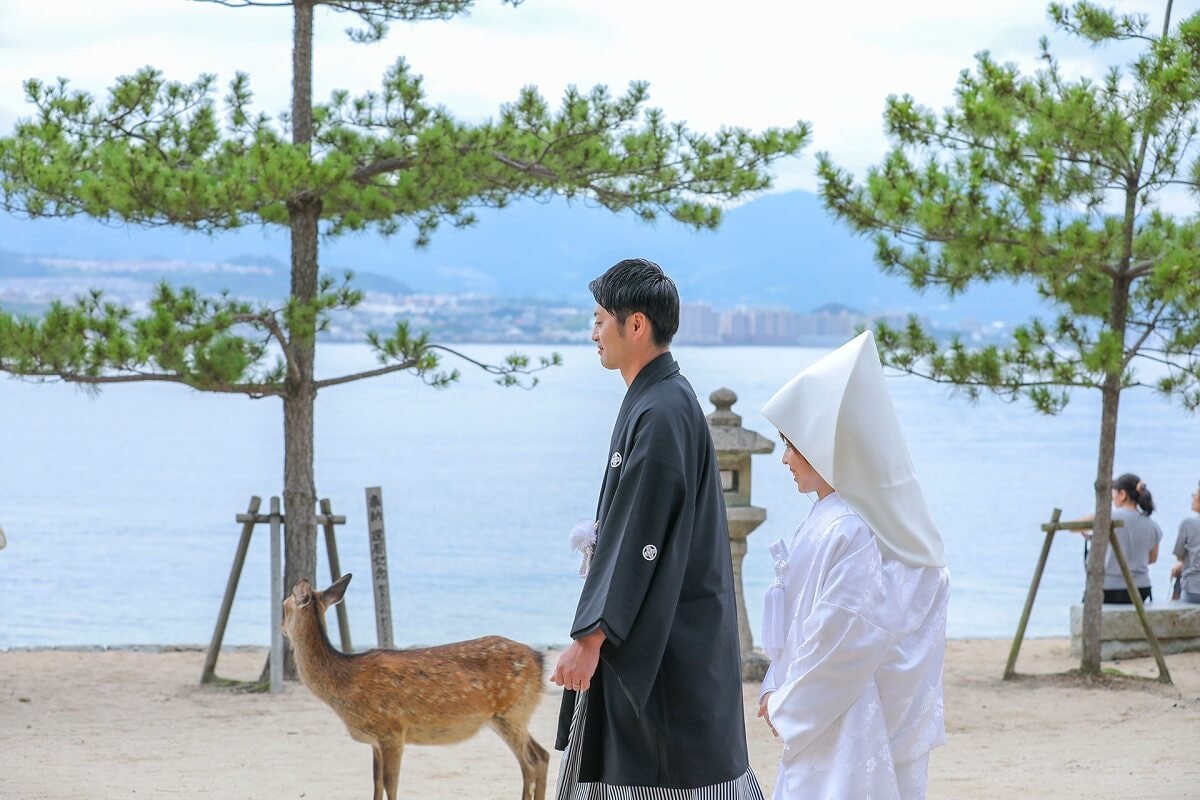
[1191,488,1200,514]
[781,439,828,495]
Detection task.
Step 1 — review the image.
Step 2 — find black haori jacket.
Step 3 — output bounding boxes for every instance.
[556,352,750,788]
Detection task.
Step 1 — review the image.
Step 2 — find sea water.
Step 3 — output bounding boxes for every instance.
[1,344,1197,649]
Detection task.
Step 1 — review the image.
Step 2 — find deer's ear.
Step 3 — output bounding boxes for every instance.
[292,579,313,608]
[323,573,352,606]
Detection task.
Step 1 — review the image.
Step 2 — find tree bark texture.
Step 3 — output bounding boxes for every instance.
[1081,168,1137,672]
[1080,379,1120,674]
[278,0,321,680]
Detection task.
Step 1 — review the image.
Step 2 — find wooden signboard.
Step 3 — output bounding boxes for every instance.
[365,487,394,649]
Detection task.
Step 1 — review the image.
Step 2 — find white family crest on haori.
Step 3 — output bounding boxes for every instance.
[641,544,658,561]
[610,451,623,468]
[760,330,944,568]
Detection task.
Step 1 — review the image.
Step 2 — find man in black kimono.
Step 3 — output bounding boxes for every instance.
[551,259,763,799]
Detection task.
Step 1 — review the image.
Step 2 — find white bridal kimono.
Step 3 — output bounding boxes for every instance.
[760,493,949,800]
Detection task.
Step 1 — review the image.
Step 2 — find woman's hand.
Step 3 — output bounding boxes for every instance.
[1171,562,1183,580]
[757,692,778,738]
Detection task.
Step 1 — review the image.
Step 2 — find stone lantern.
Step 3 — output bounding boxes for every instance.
[706,387,775,680]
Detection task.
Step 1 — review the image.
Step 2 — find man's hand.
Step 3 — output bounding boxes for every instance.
[1171,562,1183,580]
[551,629,606,692]
[757,692,778,738]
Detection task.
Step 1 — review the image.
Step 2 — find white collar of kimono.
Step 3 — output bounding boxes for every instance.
[761,331,945,568]
[787,493,849,550]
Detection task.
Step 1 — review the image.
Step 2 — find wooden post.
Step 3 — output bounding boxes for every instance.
[1009,511,1171,683]
[201,496,262,685]
[269,496,284,694]
[319,498,352,653]
[365,486,394,649]
[204,495,350,689]
[1108,532,1172,684]
[1005,508,1062,679]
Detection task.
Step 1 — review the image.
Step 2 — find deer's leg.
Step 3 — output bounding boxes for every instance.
[380,742,404,800]
[490,717,549,800]
[372,745,383,800]
[527,736,549,800]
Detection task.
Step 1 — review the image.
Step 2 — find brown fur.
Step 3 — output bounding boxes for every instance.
[282,575,549,800]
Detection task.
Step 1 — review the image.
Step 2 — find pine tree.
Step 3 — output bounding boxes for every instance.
[0,0,810,677]
[817,0,1200,674]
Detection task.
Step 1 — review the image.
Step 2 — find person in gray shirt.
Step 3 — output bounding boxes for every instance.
[1101,473,1163,603]
[1170,481,1200,603]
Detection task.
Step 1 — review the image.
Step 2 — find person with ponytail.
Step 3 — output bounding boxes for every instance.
[1094,473,1164,604]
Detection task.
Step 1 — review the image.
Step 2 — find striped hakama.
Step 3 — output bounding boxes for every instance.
[556,690,765,800]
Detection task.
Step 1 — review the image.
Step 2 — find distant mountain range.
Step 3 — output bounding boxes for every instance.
[0,190,1040,323]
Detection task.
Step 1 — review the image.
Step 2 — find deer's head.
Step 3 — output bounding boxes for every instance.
[282,573,351,641]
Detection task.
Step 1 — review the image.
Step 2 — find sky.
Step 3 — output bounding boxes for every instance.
[0,0,1188,198]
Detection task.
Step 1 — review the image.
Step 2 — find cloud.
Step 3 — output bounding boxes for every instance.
[0,0,1186,200]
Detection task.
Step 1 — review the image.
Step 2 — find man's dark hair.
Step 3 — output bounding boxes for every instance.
[588,258,679,347]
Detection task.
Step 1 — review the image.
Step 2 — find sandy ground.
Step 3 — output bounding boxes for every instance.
[0,638,1198,799]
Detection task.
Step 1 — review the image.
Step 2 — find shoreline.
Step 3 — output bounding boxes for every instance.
[0,633,1063,653]
[1,638,1197,799]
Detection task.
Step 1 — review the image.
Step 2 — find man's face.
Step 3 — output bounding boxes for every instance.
[592,304,631,371]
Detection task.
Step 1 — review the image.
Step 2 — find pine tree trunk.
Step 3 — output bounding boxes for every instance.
[1080,81,1150,672]
[277,0,320,682]
[1080,180,1134,673]
[1080,378,1120,674]
[280,198,320,680]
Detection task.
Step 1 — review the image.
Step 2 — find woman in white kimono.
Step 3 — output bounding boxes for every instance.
[757,331,950,800]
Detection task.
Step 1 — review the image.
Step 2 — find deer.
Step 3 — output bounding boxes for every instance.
[281,573,550,800]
